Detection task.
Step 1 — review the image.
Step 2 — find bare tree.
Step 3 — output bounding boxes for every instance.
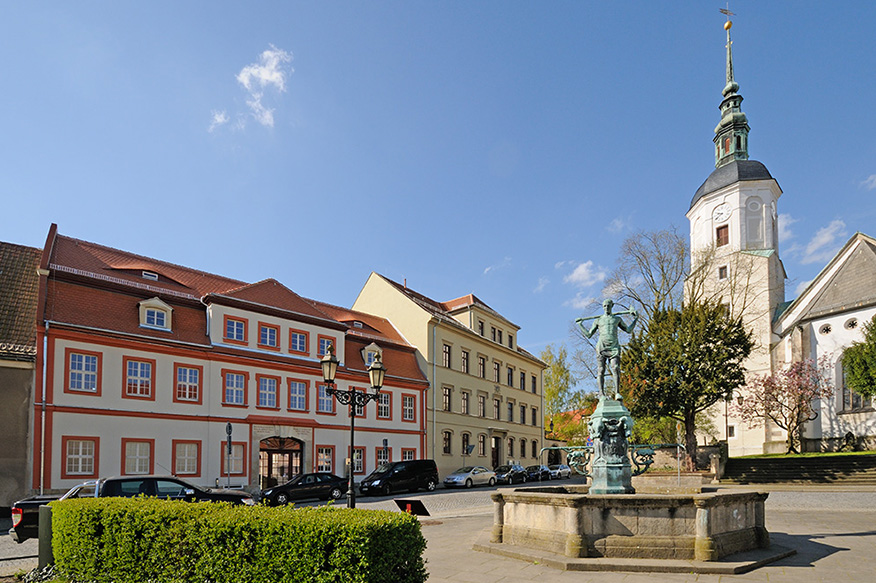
[601,227,689,322]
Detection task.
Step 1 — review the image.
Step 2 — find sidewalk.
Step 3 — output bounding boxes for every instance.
[420,490,876,583]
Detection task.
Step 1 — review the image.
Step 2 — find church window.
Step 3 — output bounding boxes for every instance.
[736,136,742,150]
[841,364,872,412]
[845,318,858,330]
[716,225,729,247]
[724,137,731,152]
[819,324,832,335]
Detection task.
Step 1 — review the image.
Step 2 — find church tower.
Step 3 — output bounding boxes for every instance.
[686,15,787,456]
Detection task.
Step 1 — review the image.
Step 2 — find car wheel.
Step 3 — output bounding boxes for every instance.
[465,478,473,488]
[329,487,343,500]
[276,493,289,505]
[488,477,496,486]
[426,478,438,491]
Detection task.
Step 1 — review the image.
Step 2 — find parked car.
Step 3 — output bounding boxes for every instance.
[261,473,348,505]
[8,476,254,544]
[524,464,551,482]
[549,464,572,479]
[443,466,496,488]
[493,464,528,485]
[359,459,439,496]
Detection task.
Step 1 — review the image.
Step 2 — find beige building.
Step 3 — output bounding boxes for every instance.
[353,273,546,478]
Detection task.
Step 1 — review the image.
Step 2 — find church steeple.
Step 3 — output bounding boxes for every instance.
[713,15,750,168]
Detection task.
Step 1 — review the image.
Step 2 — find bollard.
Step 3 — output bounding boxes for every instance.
[38,505,54,568]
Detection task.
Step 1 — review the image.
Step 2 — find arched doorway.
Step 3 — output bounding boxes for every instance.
[491,436,502,469]
[259,436,303,490]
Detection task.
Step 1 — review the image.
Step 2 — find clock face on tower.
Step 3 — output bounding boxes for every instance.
[712,203,731,223]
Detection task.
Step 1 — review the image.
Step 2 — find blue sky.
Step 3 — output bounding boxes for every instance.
[2,1,874,366]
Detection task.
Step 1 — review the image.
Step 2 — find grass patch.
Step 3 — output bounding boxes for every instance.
[735,450,876,459]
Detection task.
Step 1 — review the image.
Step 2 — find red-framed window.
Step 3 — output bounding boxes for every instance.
[376,391,392,420]
[61,436,100,479]
[256,374,281,410]
[220,441,247,477]
[222,369,249,407]
[316,445,335,473]
[402,394,416,423]
[401,448,416,461]
[289,329,309,355]
[172,440,201,476]
[64,348,102,396]
[376,446,392,466]
[223,315,248,345]
[287,378,309,412]
[122,356,156,400]
[121,438,154,475]
[173,363,203,404]
[316,384,336,415]
[258,322,280,351]
[317,335,335,356]
[349,446,366,475]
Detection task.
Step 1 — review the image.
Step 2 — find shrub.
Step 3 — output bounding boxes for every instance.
[51,498,426,583]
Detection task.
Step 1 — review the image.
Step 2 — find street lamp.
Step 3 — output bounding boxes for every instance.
[321,344,386,509]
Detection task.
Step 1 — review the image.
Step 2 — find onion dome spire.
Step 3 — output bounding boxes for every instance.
[713,13,750,168]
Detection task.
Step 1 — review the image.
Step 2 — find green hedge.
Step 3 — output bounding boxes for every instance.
[50,498,427,583]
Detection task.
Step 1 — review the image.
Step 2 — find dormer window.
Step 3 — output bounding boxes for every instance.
[138,297,172,331]
[352,321,364,329]
[361,342,382,368]
[145,309,166,328]
[142,271,159,281]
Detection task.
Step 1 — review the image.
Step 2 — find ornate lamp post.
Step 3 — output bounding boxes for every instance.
[321,344,386,509]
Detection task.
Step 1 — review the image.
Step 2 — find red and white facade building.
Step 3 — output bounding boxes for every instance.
[32,225,428,494]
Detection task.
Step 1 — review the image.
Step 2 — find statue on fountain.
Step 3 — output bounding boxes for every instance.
[575,298,638,400]
[576,299,639,494]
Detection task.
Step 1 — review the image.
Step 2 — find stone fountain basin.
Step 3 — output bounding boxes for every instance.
[490,486,769,561]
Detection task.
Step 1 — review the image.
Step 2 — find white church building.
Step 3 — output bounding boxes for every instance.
[686,19,876,456]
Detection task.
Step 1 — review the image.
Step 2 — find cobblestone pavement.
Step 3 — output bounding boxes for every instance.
[4,482,875,580]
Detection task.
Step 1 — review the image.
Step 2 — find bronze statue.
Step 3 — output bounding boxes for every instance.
[576,299,638,399]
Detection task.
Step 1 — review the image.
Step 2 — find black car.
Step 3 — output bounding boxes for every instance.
[524,464,551,482]
[494,464,527,485]
[261,473,348,505]
[359,459,439,496]
[9,476,254,544]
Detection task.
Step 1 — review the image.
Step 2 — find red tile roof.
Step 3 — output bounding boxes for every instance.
[0,242,41,360]
[50,234,245,298]
[215,279,334,322]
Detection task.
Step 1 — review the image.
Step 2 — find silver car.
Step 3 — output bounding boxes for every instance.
[549,464,572,479]
[443,466,496,488]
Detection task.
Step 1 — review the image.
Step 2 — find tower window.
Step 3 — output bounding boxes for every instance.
[716,225,729,247]
[724,137,731,153]
[718,265,728,280]
[736,136,742,149]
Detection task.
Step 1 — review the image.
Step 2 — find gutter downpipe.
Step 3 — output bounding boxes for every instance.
[39,322,48,496]
[431,321,437,459]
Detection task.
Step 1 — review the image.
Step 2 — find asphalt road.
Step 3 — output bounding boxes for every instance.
[4,478,876,580]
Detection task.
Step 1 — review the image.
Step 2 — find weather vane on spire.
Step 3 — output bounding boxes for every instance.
[720,5,735,30]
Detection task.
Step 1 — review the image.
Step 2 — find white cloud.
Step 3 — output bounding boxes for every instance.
[607,217,630,233]
[533,277,549,293]
[794,279,814,296]
[208,110,229,132]
[564,293,595,310]
[554,260,569,270]
[802,219,847,264]
[862,174,876,190]
[484,257,512,275]
[777,213,798,244]
[563,261,607,288]
[210,45,293,132]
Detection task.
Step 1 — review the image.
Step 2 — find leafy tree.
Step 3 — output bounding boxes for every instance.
[541,344,582,423]
[621,301,753,468]
[842,315,876,398]
[734,359,834,454]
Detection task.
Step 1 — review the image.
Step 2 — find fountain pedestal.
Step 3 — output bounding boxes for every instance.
[588,397,635,494]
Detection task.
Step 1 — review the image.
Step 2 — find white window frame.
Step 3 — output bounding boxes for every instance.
[258,377,277,408]
[69,352,98,392]
[66,439,95,475]
[125,360,152,397]
[176,366,200,402]
[125,441,151,475]
[224,373,246,405]
[289,380,307,411]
